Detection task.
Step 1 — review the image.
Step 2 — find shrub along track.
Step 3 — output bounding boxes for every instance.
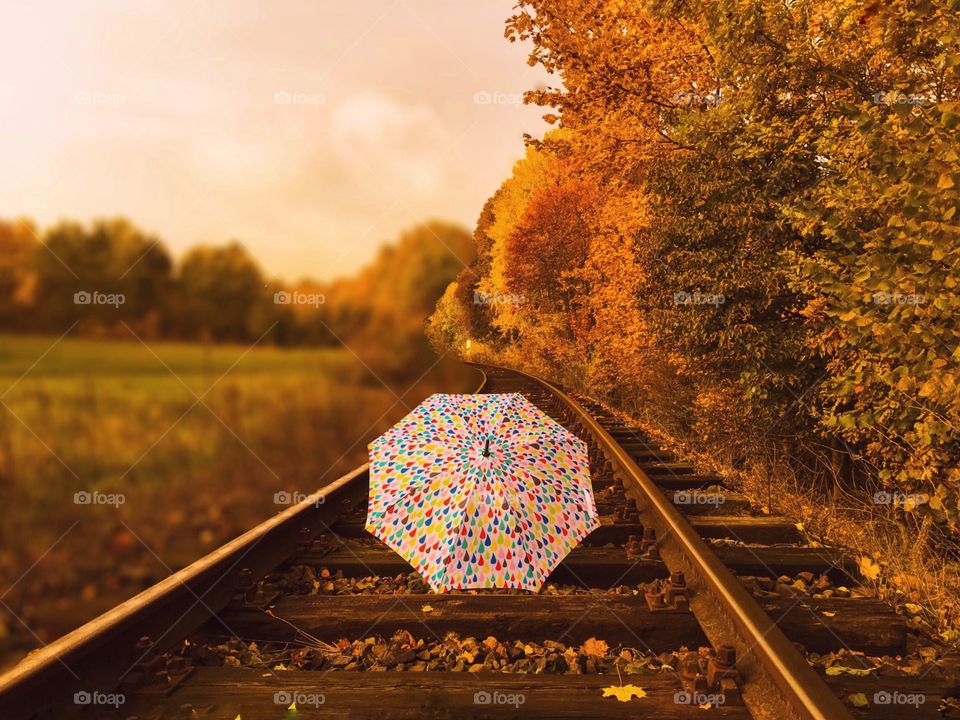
[0,363,955,719]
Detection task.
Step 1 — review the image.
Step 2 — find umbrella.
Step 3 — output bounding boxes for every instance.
[366,392,599,592]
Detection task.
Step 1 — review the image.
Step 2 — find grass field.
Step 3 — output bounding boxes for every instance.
[0,334,476,665]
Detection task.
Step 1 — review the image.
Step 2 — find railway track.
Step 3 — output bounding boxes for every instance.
[1,363,957,719]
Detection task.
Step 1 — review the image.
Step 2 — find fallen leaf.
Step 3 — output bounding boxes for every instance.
[822,611,836,618]
[601,684,647,702]
[848,692,869,708]
[421,604,434,613]
[288,702,297,711]
[582,637,609,657]
[826,665,873,676]
[858,556,881,581]
[795,522,805,532]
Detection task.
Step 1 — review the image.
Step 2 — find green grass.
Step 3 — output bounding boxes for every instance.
[0,333,356,385]
[0,335,366,490]
[0,334,475,661]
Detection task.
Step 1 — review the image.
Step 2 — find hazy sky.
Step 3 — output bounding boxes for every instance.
[0,0,549,280]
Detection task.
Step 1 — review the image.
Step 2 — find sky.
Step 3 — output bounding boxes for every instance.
[0,0,549,280]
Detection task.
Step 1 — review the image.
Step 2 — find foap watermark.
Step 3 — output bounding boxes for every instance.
[473,291,526,306]
[73,690,125,708]
[674,490,725,507]
[74,490,125,508]
[473,90,524,108]
[673,291,725,307]
[274,691,325,708]
[74,290,125,308]
[674,690,725,707]
[872,91,927,107]
[873,491,929,507]
[873,690,926,707]
[473,690,525,708]
[274,290,325,308]
[274,490,325,508]
[872,291,925,306]
[74,90,126,108]
[274,90,325,108]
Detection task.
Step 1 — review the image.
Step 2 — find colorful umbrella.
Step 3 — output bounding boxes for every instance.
[366,392,599,592]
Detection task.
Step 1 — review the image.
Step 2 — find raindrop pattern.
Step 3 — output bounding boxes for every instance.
[366,392,599,592]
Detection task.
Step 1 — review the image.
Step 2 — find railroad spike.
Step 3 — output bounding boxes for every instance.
[121,636,164,689]
[237,567,254,592]
[668,570,689,610]
[296,526,312,552]
[232,567,279,609]
[707,644,742,705]
[679,651,709,695]
[643,573,688,611]
[640,526,659,559]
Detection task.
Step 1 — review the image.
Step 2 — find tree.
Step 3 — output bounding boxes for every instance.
[431,0,960,509]
[174,242,265,342]
[0,218,38,329]
[34,218,172,332]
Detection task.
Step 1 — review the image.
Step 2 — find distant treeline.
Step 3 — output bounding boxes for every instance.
[0,217,472,373]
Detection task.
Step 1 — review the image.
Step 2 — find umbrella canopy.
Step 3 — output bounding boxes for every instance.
[366,392,599,592]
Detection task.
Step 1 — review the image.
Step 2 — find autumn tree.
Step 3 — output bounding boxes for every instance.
[174,242,265,342]
[0,218,38,329]
[432,0,960,511]
[34,218,173,332]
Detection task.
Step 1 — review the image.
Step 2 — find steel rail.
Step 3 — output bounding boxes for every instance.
[485,362,853,720]
[0,361,853,719]
[0,367,489,719]
[0,465,370,719]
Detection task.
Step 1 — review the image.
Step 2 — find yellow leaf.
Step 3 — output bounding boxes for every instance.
[582,637,609,657]
[848,692,870,708]
[826,665,873,676]
[858,556,881,581]
[938,173,956,190]
[822,611,836,618]
[421,604,434,613]
[601,684,647,702]
[795,522,805,532]
[288,702,297,711]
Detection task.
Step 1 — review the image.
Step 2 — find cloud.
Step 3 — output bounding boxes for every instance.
[330,91,450,195]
